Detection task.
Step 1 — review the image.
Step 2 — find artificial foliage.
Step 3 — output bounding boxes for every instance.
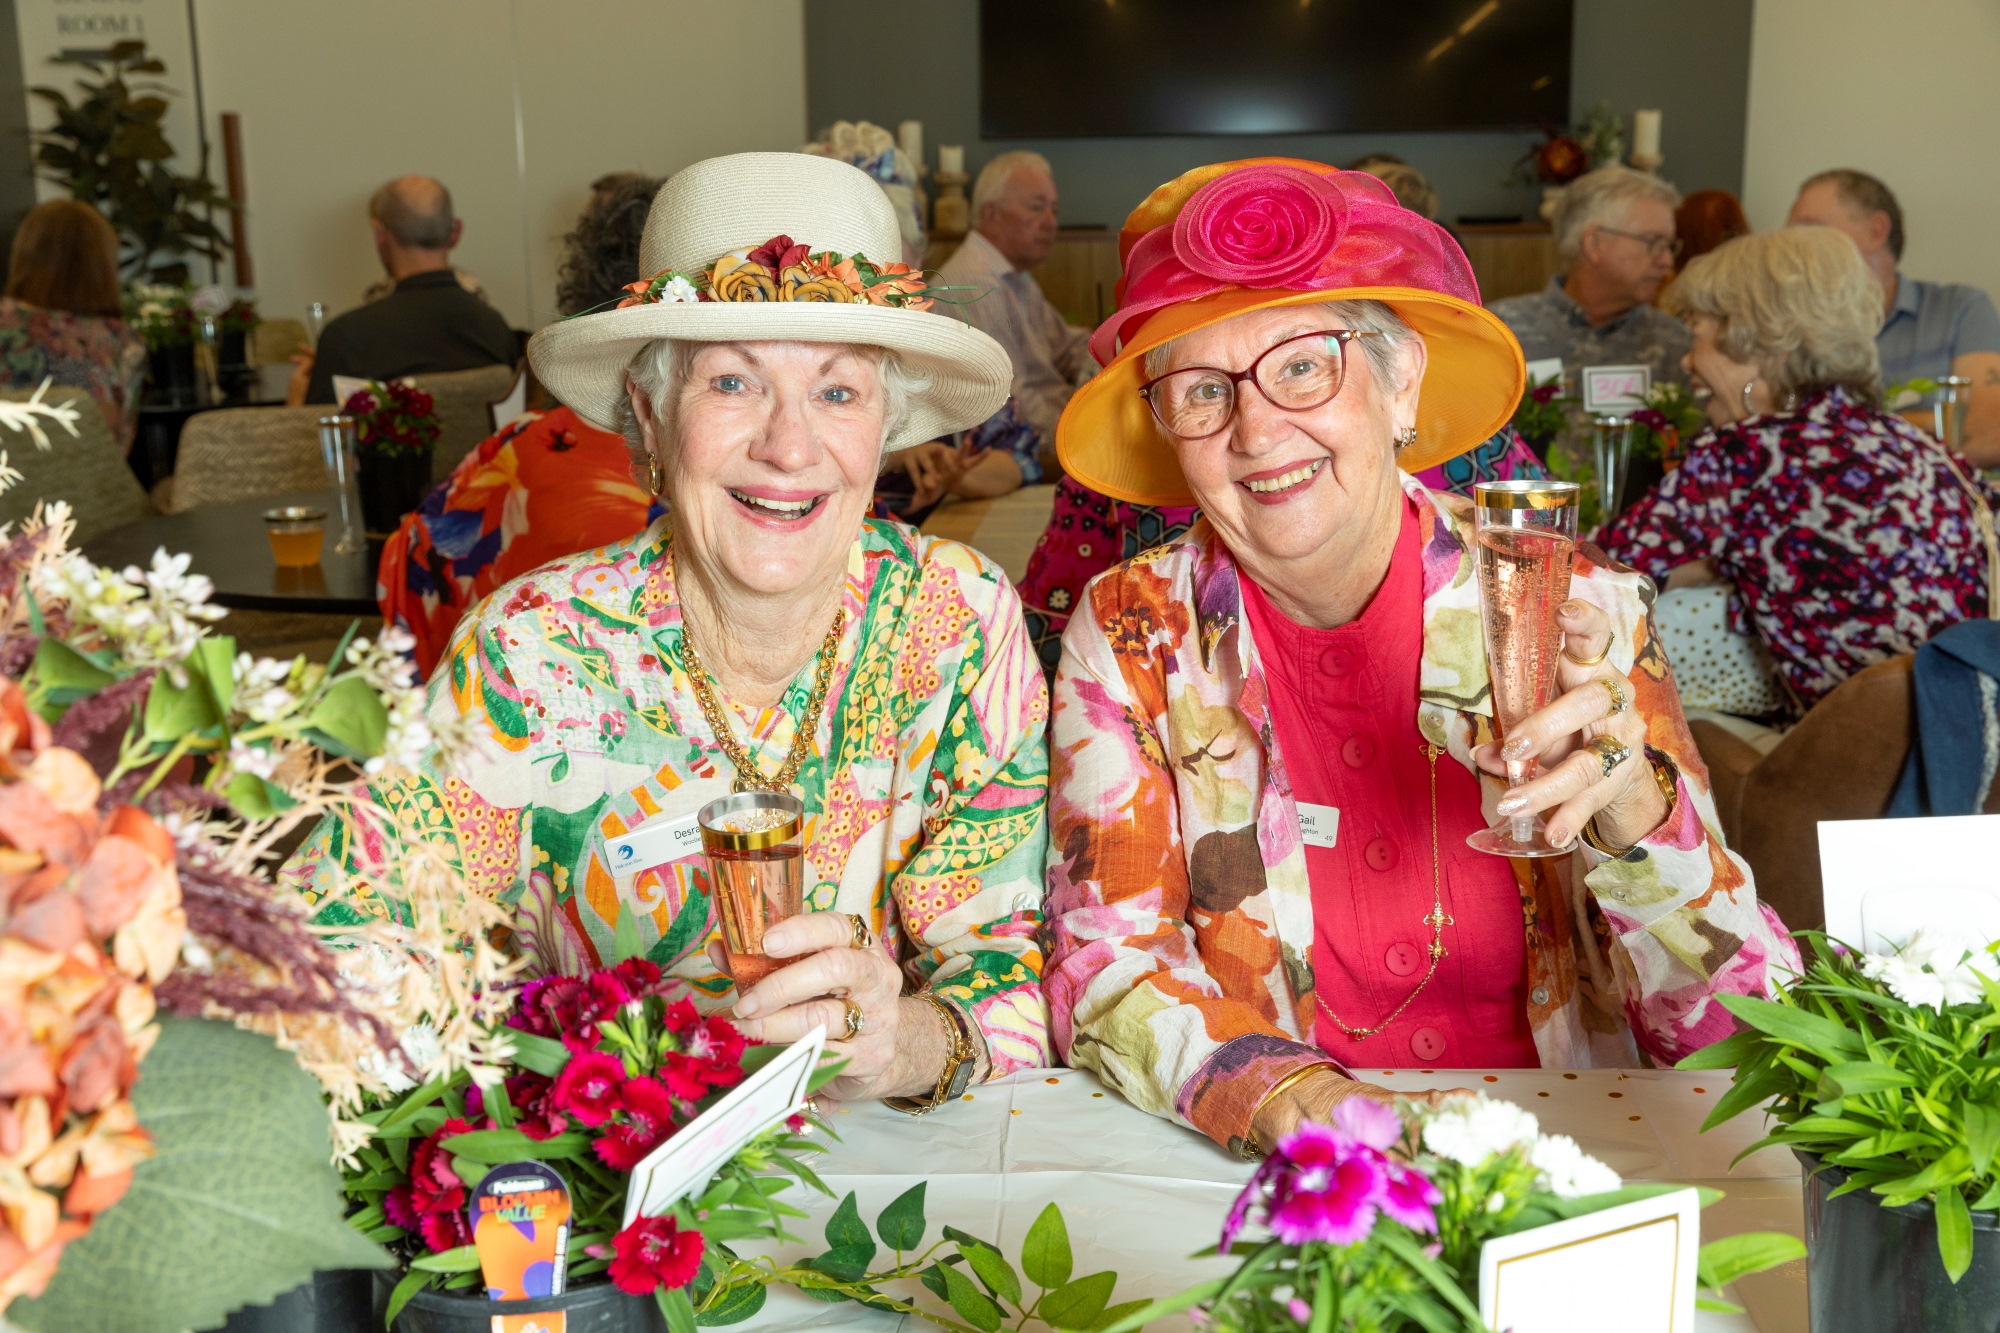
[9,1017,389,1333]
[1681,929,2000,1283]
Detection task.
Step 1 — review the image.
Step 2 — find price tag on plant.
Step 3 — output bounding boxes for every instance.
[470,1160,573,1302]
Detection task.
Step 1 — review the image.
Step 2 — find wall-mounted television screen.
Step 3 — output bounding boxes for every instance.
[980,0,1572,138]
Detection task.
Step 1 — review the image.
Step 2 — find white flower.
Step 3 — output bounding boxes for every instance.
[1485,1191,1507,1214]
[1529,1133,1623,1197]
[234,652,298,722]
[0,451,21,496]
[1419,1093,1540,1166]
[1860,927,1999,1012]
[358,1021,443,1095]
[190,284,229,315]
[226,741,278,781]
[660,275,701,304]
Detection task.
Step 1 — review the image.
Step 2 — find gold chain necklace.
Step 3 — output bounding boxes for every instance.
[1315,742,1455,1041]
[670,544,847,794]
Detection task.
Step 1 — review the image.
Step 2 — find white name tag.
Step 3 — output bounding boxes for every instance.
[1297,802,1340,849]
[603,813,703,874]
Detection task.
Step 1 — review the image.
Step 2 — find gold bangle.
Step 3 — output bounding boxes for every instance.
[1245,1063,1341,1159]
[883,992,978,1116]
[1582,752,1680,855]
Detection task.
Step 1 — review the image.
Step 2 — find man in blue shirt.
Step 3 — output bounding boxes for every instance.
[1789,169,2000,464]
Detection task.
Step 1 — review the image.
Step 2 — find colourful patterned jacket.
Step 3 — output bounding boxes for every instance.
[294,516,1053,1076]
[1045,474,1799,1153]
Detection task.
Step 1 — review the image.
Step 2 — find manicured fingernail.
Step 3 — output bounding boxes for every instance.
[1560,601,1586,619]
[734,994,760,1017]
[1497,795,1527,816]
[1502,737,1531,761]
[1547,825,1570,847]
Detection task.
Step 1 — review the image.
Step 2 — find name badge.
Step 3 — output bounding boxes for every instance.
[604,813,703,874]
[1297,803,1340,850]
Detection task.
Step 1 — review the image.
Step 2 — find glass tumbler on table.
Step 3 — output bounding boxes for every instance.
[1467,479,1580,859]
[700,791,806,990]
[316,414,365,555]
[263,506,327,567]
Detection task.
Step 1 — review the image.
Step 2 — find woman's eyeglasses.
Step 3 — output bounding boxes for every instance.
[1137,329,1385,441]
[1596,226,1683,258]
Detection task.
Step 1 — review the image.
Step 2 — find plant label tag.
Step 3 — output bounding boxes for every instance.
[603,813,703,875]
[1477,1187,1698,1333]
[470,1161,572,1302]
[1296,803,1339,849]
[622,1026,828,1228]
[1818,813,2000,954]
[491,1315,564,1333]
[1581,364,1651,413]
[1524,357,1565,389]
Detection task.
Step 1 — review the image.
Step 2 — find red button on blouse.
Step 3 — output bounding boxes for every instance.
[1243,498,1539,1071]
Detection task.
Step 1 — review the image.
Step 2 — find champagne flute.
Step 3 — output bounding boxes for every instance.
[1590,414,1634,527]
[1467,479,1580,858]
[316,414,365,555]
[305,301,326,348]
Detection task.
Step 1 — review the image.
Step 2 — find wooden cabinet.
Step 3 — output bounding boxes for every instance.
[925,228,1123,329]
[1455,222,1560,302]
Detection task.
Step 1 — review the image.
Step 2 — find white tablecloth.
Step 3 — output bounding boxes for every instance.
[743,1067,1806,1332]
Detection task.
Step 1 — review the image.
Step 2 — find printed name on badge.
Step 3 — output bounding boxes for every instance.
[603,814,703,874]
[1297,803,1340,850]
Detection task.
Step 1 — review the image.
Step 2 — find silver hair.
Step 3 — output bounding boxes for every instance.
[1552,165,1681,266]
[1142,298,1419,395]
[616,340,922,480]
[971,150,1054,219]
[368,177,455,249]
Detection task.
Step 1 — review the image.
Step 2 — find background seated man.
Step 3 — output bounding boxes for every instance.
[296,176,517,404]
[1788,168,2000,465]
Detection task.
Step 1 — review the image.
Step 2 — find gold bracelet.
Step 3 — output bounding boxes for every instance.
[1582,752,1681,855]
[1244,1063,1341,1159]
[883,992,978,1116]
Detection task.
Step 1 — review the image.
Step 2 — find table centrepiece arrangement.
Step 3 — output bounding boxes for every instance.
[1681,929,2000,1329]
[339,380,441,536]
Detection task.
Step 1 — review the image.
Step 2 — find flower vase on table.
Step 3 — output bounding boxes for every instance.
[342,380,440,536]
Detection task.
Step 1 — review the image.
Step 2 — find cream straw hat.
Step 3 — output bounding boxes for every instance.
[528,152,1012,451]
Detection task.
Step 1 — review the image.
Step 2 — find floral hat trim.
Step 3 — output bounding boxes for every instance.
[610,233,945,314]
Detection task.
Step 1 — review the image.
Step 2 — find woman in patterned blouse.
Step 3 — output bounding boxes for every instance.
[0,202,146,453]
[295,153,1050,1111]
[1601,226,1995,713]
[1043,159,1797,1159]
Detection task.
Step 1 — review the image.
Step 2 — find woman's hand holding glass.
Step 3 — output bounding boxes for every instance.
[1472,599,1669,852]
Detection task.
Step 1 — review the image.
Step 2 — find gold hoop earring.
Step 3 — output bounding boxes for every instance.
[646,451,668,496]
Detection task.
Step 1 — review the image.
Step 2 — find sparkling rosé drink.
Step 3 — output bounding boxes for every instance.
[699,792,805,989]
[1467,480,1580,858]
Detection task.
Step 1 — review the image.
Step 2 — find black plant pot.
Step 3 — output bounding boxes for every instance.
[1799,1150,2000,1332]
[221,1267,381,1333]
[147,342,199,402]
[373,1271,666,1333]
[357,448,435,536]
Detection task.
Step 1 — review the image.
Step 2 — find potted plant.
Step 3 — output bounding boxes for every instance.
[1105,1091,1802,1331]
[343,381,441,535]
[124,282,198,401]
[216,298,260,398]
[1681,930,2000,1331]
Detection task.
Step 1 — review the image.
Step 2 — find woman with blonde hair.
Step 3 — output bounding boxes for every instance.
[1601,226,1996,712]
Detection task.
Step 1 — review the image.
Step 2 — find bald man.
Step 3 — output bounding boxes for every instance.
[302,176,517,403]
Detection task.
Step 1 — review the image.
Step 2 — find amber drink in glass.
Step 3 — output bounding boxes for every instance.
[263,506,327,567]
[1467,480,1579,858]
[700,791,805,990]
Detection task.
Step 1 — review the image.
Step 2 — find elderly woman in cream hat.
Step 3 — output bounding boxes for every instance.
[1044,159,1798,1157]
[297,153,1050,1111]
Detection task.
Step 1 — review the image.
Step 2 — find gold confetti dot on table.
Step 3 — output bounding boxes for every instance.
[1046,1077,1060,1084]
[1482,1075,1499,1083]
[961,1093,974,1101]
[1420,1068,1435,1075]
[1011,1109,1022,1116]
[1537,1091,1550,1098]
[1091,1092,1104,1098]
[1562,1073,1579,1080]
[1628,1115,1642,1122]
[1693,1087,1706,1094]
[1608,1092,1623,1099]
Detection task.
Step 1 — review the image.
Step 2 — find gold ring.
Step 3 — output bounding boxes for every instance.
[839,997,866,1041]
[1600,676,1629,715]
[848,913,874,951]
[1564,631,1613,667]
[1585,735,1632,780]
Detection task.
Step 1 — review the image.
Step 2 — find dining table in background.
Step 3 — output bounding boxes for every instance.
[739,1066,1805,1333]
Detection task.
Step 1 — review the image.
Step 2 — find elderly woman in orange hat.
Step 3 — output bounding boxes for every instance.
[1044,160,1798,1158]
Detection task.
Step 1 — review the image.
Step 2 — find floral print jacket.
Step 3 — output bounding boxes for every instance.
[1045,474,1799,1154]
[296,516,1053,1076]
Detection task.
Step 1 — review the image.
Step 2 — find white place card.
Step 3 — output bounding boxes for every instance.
[1819,813,2000,953]
[1479,1188,1698,1333]
[1580,364,1651,413]
[621,1025,828,1227]
[1524,357,1566,389]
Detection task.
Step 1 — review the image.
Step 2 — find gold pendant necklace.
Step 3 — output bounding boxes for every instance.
[670,543,846,794]
[1315,741,1455,1041]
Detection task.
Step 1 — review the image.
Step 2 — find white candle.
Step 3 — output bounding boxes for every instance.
[939,144,965,176]
[1632,109,1662,160]
[897,120,923,172]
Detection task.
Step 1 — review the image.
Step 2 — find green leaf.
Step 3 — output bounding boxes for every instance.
[411,1244,482,1273]
[659,1285,698,1333]
[1091,1299,1154,1332]
[306,675,389,759]
[440,1127,591,1162]
[1702,1059,1788,1133]
[807,1241,876,1285]
[1022,1200,1074,1290]
[1819,1061,1917,1097]
[938,1259,1005,1332]
[1039,1271,1117,1329]
[1696,1231,1806,1291]
[876,1181,927,1251]
[695,1281,767,1325]
[1967,1102,2000,1176]
[1718,995,1864,1062]
[383,1270,436,1329]
[508,1030,571,1078]
[143,661,221,741]
[1675,1028,1761,1071]
[825,1191,871,1250]
[1095,1280,1225,1333]
[28,636,114,707]
[1937,1188,1974,1283]
[223,771,299,819]
[10,1017,391,1333]
[958,1236,1022,1308]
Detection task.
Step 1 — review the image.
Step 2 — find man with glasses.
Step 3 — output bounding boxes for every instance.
[1491,165,1690,396]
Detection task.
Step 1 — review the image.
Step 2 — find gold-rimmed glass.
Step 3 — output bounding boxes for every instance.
[700,791,805,990]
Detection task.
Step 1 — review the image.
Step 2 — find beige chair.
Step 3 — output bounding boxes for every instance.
[169,405,329,512]
[251,319,311,366]
[0,388,153,544]
[413,364,519,483]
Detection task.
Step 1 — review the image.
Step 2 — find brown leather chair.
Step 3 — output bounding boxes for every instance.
[1691,654,2000,933]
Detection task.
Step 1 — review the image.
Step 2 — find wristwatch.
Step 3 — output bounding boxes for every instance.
[885,992,979,1115]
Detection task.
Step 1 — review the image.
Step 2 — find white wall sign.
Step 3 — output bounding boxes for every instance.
[1819,813,2000,953]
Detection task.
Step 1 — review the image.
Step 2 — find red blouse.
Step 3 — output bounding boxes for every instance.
[1242,499,1539,1070]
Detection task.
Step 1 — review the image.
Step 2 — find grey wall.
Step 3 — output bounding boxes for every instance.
[0,0,37,279]
[806,0,1753,230]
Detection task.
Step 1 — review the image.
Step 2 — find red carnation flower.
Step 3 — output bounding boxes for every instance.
[1530,383,1561,404]
[661,1000,748,1095]
[608,1215,704,1295]
[419,1206,472,1253]
[408,1116,474,1217]
[596,1076,676,1171]
[610,957,665,997]
[552,1051,628,1127]
[506,1071,570,1140]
